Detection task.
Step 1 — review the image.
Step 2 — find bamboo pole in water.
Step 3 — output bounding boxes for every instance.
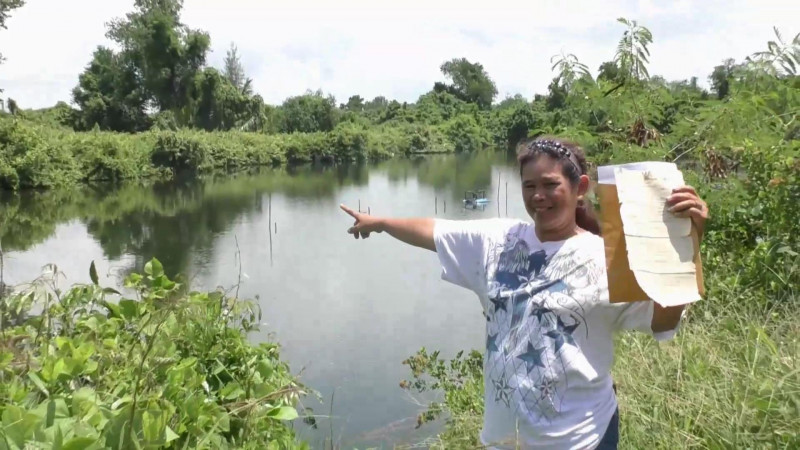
[268,193,273,266]
[435,196,438,215]
[505,182,508,217]
[497,171,501,217]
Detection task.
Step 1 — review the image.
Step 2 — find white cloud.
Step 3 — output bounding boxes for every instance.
[1,0,798,109]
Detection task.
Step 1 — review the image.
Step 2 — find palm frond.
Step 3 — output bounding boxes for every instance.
[780,54,797,75]
[773,26,784,45]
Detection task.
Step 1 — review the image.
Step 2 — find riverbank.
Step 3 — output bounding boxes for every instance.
[0,116,477,191]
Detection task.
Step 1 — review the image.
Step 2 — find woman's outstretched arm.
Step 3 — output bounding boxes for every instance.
[340,204,436,252]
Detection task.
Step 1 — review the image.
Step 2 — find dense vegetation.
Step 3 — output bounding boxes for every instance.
[1,0,798,448]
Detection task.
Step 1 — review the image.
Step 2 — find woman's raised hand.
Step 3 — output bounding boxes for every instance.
[340,204,384,239]
[667,185,709,237]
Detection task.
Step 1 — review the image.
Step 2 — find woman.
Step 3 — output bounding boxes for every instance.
[340,137,708,449]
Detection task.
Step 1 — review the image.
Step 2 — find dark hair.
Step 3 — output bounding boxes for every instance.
[516,136,601,235]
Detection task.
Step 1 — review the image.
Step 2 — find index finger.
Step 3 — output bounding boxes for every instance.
[671,185,698,195]
[340,204,359,219]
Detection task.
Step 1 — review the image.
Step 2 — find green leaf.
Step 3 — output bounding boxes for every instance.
[53,358,68,380]
[164,425,179,443]
[176,357,197,370]
[62,437,100,450]
[220,382,245,400]
[119,299,139,320]
[257,360,273,378]
[101,300,121,318]
[53,424,64,450]
[267,406,298,421]
[34,399,70,428]
[145,258,164,278]
[28,372,50,396]
[142,410,165,443]
[0,351,13,370]
[89,261,99,285]
[2,405,42,446]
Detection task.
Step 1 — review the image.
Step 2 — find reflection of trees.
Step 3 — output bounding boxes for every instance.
[0,165,371,277]
[377,151,504,200]
[1,152,513,279]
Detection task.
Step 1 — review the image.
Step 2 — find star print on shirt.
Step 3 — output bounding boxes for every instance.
[493,374,513,407]
[545,316,579,352]
[536,377,558,400]
[517,342,547,374]
[490,296,508,314]
[487,332,499,354]
[529,303,553,323]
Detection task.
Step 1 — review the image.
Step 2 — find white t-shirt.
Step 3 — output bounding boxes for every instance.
[433,218,680,450]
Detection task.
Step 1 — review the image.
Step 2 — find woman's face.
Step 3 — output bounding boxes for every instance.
[521,155,588,235]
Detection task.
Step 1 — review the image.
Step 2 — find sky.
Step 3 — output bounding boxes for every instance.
[1,0,798,109]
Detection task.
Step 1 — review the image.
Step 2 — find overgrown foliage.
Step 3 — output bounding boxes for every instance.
[0,259,309,449]
[0,119,459,190]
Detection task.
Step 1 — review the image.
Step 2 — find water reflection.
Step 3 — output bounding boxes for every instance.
[1,150,527,448]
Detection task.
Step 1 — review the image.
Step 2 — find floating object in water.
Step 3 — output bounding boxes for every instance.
[463,190,489,205]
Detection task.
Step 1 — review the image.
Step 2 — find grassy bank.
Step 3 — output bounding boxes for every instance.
[0,259,310,449]
[0,117,471,191]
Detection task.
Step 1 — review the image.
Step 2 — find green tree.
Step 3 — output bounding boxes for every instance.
[709,58,736,99]
[105,0,210,113]
[72,0,213,131]
[189,67,263,131]
[747,27,800,77]
[364,96,388,111]
[72,47,151,132]
[545,78,568,111]
[344,95,365,112]
[495,94,529,110]
[0,0,24,30]
[614,17,653,82]
[550,52,590,91]
[223,42,252,95]
[597,61,621,83]
[280,91,337,133]
[439,58,498,109]
[6,97,17,115]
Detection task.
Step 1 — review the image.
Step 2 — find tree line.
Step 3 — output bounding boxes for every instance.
[1,1,794,140]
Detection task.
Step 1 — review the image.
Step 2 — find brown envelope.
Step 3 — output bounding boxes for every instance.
[597,182,705,303]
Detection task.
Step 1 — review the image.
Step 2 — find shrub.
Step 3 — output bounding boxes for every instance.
[0,259,310,449]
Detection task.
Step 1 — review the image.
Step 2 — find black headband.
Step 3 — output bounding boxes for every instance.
[524,139,583,174]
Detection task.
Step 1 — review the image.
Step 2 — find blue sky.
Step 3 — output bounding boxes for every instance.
[1,0,798,109]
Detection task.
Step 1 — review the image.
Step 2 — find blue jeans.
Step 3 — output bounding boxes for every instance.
[596,408,619,449]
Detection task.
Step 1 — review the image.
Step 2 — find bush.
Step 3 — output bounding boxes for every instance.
[151,132,212,173]
[328,122,369,162]
[0,259,310,449]
[0,120,82,189]
[444,114,489,153]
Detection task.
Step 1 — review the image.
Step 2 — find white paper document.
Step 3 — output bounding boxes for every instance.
[611,163,702,306]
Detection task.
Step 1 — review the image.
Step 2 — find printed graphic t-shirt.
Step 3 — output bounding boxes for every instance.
[433,218,679,450]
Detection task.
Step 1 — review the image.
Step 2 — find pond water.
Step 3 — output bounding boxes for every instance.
[0,151,533,448]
